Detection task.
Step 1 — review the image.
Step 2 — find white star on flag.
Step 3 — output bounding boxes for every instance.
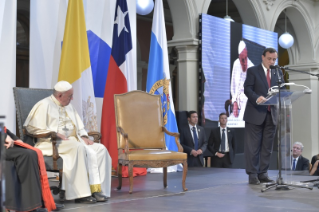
[114,5,129,37]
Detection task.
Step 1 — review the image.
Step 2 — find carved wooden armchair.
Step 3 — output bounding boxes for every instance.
[13,87,100,200]
[114,90,188,194]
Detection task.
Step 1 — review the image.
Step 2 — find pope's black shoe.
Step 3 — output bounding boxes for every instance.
[75,196,97,204]
[53,203,65,211]
[92,192,109,202]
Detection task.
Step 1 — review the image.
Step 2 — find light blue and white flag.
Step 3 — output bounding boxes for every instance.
[146,0,181,173]
[0,0,17,131]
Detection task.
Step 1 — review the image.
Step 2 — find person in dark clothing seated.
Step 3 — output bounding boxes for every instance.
[310,154,319,176]
[3,127,64,212]
[291,142,309,171]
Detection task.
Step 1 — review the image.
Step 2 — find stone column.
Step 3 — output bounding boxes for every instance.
[170,41,198,111]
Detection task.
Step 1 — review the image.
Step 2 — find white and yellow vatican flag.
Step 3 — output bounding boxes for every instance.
[58,0,97,132]
[0,0,17,131]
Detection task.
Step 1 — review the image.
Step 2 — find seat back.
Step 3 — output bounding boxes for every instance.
[114,91,166,150]
[13,87,53,139]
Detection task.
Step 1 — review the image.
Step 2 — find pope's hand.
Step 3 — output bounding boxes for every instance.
[82,137,94,145]
[57,133,69,140]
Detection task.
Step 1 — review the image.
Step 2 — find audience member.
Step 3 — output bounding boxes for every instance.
[4,127,64,212]
[310,154,319,176]
[291,142,309,171]
[180,111,207,167]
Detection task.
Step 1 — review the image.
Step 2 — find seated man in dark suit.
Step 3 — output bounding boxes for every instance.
[310,154,319,176]
[207,113,236,168]
[180,111,207,167]
[3,127,64,212]
[291,142,309,171]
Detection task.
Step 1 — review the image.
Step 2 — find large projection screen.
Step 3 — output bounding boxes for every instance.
[200,14,278,128]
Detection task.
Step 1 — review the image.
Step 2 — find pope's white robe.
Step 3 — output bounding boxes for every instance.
[24,95,111,200]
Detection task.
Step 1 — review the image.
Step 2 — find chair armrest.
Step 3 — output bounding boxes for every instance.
[88,131,101,143]
[24,128,60,170]
[117,127,129,154]
[162,127,183,152]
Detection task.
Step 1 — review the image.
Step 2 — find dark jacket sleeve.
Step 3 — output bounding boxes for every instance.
[244,67,260,106]
[180,128,193,155]
[207,129,217,155]
[301,156,310,171]
[6,129,20,141]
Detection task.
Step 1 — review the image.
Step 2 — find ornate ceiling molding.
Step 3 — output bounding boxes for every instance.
[263,0,276,11]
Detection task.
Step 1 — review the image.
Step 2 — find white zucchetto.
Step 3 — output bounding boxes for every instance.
[238,40,246,54]
[54,81,72,92]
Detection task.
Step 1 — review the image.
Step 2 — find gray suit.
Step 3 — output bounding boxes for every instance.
[180,125,207,167]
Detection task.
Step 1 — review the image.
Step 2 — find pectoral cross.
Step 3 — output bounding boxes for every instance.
[62,124,69,137]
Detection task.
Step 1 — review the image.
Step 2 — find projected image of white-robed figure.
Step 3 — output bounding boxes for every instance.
[229,40,254,120]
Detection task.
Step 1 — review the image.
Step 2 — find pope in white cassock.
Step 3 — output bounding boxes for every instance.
[24,81,111,204]
[230,40,254,119]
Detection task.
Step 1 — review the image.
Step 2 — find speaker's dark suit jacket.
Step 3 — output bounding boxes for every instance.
[294,155,309,171]
[180,125,207,166]
[244,63,282,125]
[207,127,236,164]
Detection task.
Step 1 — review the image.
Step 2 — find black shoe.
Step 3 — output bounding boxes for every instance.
[259,176,275,183]
[92,192,109,202]
[59,190,65,202]
[53,203,65,211]
[75,196,97,204]
[249,177,260,185]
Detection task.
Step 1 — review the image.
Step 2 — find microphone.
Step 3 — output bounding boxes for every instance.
[269,65,283,83]
[269,65,281,69]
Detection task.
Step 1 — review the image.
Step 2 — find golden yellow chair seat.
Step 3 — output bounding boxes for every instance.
[118,150,187,161]
[114,91,188,194]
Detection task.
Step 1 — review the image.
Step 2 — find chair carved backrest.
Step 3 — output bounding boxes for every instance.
[13,87,53,140]
[114,90,166,150]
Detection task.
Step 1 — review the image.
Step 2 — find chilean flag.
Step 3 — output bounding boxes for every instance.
[100,0,144,176]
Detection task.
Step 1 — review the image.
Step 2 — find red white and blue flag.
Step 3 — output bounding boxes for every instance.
[100,0,139,173]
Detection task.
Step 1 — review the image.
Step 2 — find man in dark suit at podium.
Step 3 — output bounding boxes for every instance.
[207,113,236,168]
[243,47,283,185]
[180,111,207,167]
[291,142,309,171]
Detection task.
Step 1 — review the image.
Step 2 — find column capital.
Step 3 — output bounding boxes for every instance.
[168,38,199,48]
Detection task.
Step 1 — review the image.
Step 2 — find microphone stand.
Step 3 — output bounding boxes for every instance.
[261,67,313,192]
[283,66,319,80]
